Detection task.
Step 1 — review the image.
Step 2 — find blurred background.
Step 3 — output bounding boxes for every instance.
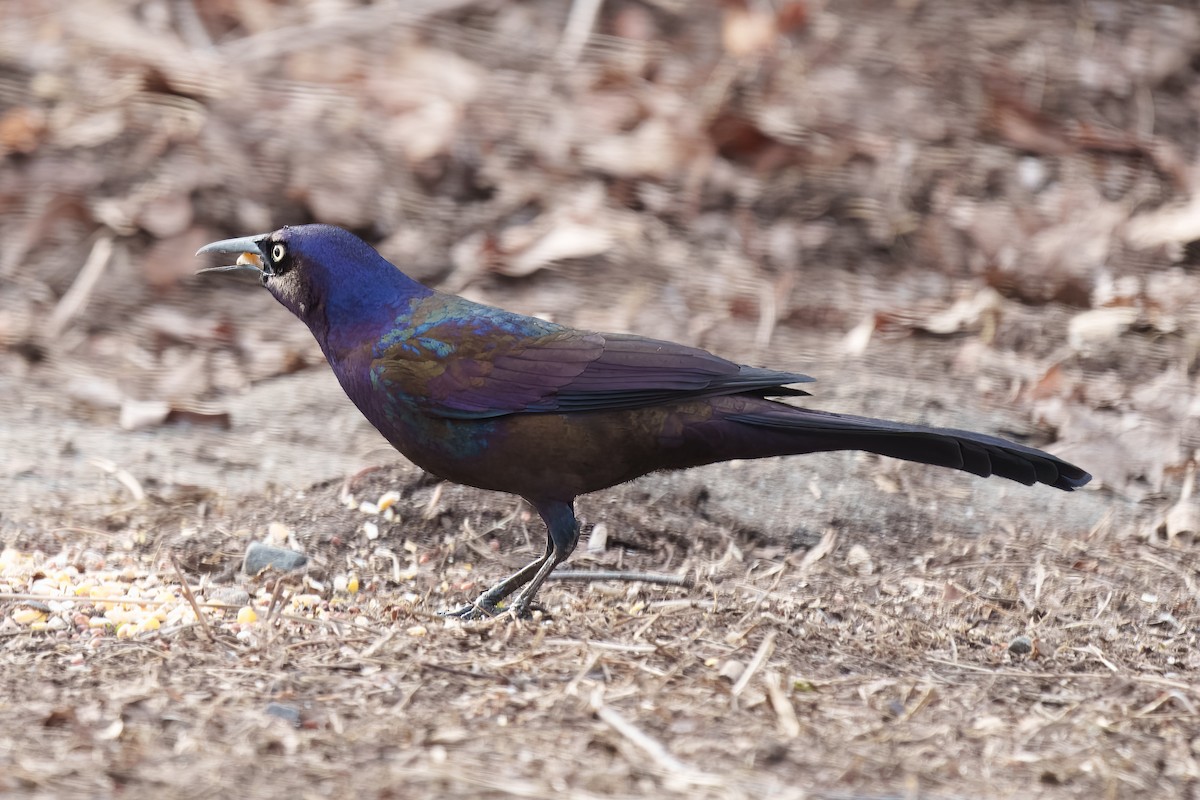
[3,1,1200,797]
[3,0,1195,524]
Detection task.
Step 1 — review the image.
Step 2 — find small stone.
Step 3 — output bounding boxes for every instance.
[1008,635,1033,655]
[211,586,251,606]
[242,542,308,575]
[265,702,302,727]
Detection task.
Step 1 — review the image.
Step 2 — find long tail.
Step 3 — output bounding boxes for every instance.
[725,406,1090,491]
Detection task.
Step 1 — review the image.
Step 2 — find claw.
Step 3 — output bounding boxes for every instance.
[439,599,502,620]
[438,594,547,621]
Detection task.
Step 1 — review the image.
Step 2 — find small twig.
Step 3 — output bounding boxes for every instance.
[541,638,658,654]
[274,614,382,634]
[731,630,776,698]
[48,236,113,337]
[923,659,1200,696]
[642,599,719,614]
[1074,644,1120,673]
[736,562,789,628]
[0,592,248,613]
[591,689,718,784]
[564,650,603,697]
[1134,690,1198,717]
[421,482,445,520]
[1140,552,1199,595]
[358,629,397,659]
[170,556,214,642]
[547,570,692,588]
[339,464,385,506]
[763,671,801,738]
[798,528,838,572]
[90,458,145,503]
[555,0,603,68]
[460,501,524,542]
[264,578,287,625]
[417,661,514,684]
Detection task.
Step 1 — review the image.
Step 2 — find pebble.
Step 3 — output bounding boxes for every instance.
[211,586,251,606]
[1008,635,1033,655]
[265,703,302,727]
[242,542,308,575]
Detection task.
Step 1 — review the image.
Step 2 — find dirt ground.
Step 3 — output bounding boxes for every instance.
[2,1,1199,798]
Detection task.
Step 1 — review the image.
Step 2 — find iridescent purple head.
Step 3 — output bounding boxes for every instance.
[197,224,431,339]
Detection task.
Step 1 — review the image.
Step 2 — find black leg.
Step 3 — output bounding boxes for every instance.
[440,499,579,620]
[507,500,580,617]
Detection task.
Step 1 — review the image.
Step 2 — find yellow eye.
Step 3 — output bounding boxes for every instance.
[272,243,287,262]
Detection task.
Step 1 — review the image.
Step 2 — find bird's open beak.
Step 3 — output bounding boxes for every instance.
[195,234,270,276]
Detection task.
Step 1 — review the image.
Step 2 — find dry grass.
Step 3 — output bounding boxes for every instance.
[1,465,1195,798]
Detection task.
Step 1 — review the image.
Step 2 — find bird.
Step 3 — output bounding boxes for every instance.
[198,224,1091,619]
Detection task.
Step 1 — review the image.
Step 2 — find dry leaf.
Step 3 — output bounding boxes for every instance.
[1067,306,1139,352]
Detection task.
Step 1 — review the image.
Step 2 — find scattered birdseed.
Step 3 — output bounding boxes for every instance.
[0,545,376,641]
[11,607,46,625]
[377,491,401,512]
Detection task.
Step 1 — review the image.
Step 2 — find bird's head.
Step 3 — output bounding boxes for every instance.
[197,224,430,334]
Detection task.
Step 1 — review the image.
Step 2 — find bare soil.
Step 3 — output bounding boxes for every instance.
[1,2,1198,798]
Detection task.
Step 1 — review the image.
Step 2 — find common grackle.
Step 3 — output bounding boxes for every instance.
[198,225,1090,618]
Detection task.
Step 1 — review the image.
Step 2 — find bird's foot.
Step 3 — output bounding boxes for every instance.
[438,595,547,621]
[504,588,547,620]
[439,599,503,620]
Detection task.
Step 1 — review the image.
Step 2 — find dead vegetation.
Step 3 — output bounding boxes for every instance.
[2,1,1200,798]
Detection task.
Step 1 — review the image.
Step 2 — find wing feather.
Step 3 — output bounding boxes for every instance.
[375,301,812,419]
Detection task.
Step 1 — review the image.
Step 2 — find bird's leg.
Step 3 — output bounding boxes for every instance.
[507,500,580,618]
[440,528,552,619]
[443,558,549,618]
[440,500,579,620]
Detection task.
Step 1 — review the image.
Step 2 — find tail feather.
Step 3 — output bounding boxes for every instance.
[725,408,1090,491]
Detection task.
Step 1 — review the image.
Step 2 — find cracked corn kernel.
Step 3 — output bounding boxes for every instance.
[12,607,46,625]
[236,606,258,624]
